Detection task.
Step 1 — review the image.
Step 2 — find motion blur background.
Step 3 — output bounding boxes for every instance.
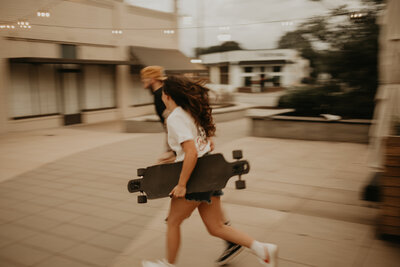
[0,0,399,267]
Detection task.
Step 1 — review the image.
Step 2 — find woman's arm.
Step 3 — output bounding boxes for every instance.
[207,137,215,152]
[169,140,198,198]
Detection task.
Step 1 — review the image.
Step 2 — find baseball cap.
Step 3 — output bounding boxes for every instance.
[140,66,167,81]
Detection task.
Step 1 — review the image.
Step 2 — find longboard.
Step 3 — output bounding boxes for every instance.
[127,150,250,203]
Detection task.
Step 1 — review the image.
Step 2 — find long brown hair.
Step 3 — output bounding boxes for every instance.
[163,75,216,137]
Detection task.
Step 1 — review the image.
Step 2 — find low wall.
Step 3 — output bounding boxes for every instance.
[7,115,63,132]
[125,115,164,133]
[233,92,284,107]
[125,103,252,133]
[251,115,371,143]
[82,109,119,124]
[124,105,154,118]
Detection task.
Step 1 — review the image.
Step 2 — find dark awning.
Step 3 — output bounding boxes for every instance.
[130,46,206,72]
[9,57,135,65]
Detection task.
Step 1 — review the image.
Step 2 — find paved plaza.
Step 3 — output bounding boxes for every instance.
[0,119,399,267]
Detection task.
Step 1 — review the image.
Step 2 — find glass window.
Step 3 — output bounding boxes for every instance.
[37,64,58,114]
[273,66,281,73]
[83,65,116,110]
[220,65,229,85]
[9,63,59,118]
[244,77,252,87]
[273,76,281,87]
[61,44,77,59]
[244,67,253,73]
[130,73,153,106]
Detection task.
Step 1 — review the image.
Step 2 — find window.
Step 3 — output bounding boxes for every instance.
[244,67,253,73]
[273,66,281,73]
[242,66,253,87]
[82,65,116,110]
[37,64,58,115]
[130,73,153,106]
[273,76,281,87]
[244,77,252,87]
[220,65,229,85]
[9,63,59,119]
[61,44,77,59]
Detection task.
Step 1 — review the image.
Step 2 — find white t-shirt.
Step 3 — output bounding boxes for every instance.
[166,106,211,162]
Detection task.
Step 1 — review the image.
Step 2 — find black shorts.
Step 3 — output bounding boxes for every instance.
[185,190,224,204]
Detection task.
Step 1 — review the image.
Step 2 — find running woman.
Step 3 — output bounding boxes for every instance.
[142,75,278,267]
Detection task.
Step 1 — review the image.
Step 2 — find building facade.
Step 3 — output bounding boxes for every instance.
[199,49,310,93]
[0,0,203,133]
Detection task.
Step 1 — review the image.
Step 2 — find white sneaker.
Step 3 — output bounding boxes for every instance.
[259,243,278,267]
[142,259,175,267]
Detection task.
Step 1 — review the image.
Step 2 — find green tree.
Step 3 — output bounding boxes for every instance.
[277,0,384,118]
[195,41,243,57]
[278,29,321,78]
[323,8,380,93]
[279,1,382,91]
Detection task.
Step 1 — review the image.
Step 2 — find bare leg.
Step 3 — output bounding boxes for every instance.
[220,206,230,225]
[198,196,254,248]
[166,198,199,264]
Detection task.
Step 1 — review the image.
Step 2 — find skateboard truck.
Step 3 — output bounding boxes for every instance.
[137,168,147,203]
[233,150,246,189]
[137,192,147,203]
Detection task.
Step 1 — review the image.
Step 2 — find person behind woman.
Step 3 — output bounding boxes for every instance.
[142,76,278,267]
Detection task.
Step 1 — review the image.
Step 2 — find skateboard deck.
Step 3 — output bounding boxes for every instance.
[127,151,250,203]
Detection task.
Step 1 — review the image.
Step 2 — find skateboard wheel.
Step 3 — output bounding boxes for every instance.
[127,181,134,193]
[127,180,141,193]
[137,168,146,177]
[233,150,243,160]
[235,180,246,190]
[138,195,147,203]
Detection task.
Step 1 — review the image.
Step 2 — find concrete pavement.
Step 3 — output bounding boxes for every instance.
[0,121,140,183]
[0,119,399,267]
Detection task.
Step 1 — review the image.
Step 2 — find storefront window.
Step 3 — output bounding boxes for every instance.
[244,77,252,87]
[61,44,77,59]
[273,76,281,87]
[244,67,253,73]
[82,65,116,110]
[9,63,59,119]
[220,65,229,84]
[273,66,281,72]
[130,73,153,106]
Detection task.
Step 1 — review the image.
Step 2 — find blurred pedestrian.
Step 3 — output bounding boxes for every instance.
[140,66,175,163]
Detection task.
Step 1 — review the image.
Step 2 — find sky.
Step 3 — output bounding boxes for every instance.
[125,0,364,57]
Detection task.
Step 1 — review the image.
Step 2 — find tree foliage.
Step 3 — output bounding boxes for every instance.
[277,0,384,118]
[195,41,243,57]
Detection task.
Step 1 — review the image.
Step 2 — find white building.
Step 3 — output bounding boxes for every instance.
[0,0,204,133]
[200,49,310,93]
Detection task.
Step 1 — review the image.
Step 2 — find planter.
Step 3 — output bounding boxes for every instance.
[250,115,371,143]
[378,135,400,237]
